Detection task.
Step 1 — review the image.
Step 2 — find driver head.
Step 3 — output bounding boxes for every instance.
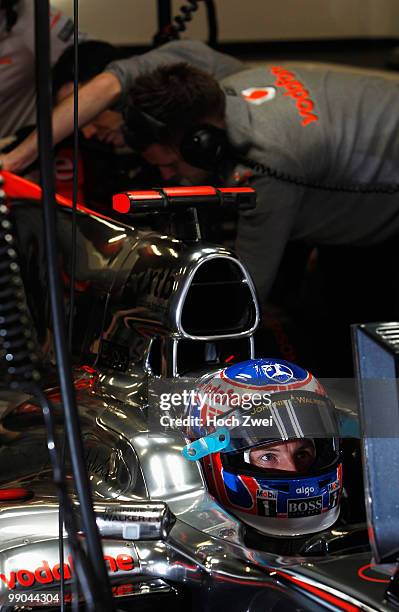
[186,358,342,537]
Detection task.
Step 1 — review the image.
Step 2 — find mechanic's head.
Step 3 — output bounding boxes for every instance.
[186,358,343,537]
[52,41,126,146]
[125,63,227,183]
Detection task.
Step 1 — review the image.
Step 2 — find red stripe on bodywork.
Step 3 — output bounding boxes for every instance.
[0,488,32,501]
[2,171,114,222]
[357,564,390,584]
[275,571,360,611]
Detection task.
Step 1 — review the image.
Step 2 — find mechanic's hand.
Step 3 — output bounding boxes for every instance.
[0,148,33,173]
[0,151,18,172]
[0,153,11,171]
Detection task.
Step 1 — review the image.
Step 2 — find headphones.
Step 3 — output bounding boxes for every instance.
[123,105,230,172]
[124,105,399,194]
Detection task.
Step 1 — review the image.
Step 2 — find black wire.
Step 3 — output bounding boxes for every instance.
[153,0,218,47]
[28,386,99,610]
[154,0,198,46]
[68,0,79,350]
[203,0,218,47]
[58,437,66,611]
[33,2,114,610]
[0,191,95,609]
[62,3,79,604]
[157,0,172,34]
[239,156,399,194]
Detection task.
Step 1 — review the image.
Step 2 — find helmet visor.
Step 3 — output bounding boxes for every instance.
[222,436,340,479]
[197,390,340,453]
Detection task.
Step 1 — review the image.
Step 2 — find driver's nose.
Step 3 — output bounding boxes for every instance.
[279,454,298,472]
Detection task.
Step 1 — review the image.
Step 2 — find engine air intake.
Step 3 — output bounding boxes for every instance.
[180,257,257,337]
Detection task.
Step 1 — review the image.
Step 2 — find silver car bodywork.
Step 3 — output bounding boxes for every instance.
[0,199,392,611]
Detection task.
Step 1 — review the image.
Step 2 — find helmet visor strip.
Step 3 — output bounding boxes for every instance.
[182,389,339,462]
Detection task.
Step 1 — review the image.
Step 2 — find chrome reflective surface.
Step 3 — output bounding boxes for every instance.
[0,200,387,611]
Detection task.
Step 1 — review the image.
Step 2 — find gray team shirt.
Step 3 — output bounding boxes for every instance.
[105,39,246,111]
[0,2,87,138]
[220,65,399,300]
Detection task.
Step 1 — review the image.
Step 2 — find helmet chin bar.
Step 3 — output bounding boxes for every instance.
[235,504,341,538]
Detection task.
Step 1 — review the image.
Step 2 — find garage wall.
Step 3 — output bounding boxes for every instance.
[52,0,399,45]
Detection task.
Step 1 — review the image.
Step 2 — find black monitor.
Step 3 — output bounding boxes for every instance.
[352,322,399,563]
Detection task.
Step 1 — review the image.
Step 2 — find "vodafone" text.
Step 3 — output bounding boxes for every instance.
[271,66,319,127]
[0,553,135,590]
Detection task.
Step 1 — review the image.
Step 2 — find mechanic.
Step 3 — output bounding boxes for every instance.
[51,40,155,206]
[0,39,245,172]
[119,62,399,303]
[0,0,87,140]
[52,40,132,147]
[184,357,343,539]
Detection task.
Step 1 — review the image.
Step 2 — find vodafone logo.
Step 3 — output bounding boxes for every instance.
[241,87,276,105]
[0,554,135,589]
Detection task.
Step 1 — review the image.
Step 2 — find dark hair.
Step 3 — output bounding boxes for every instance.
[52,40,125,95]
[125,62,225,147]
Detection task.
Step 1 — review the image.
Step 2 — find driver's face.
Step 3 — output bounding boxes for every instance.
[142,142,211,184]
[249,439,316,473]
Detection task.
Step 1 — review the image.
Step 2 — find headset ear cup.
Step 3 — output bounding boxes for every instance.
[180,125,229,171]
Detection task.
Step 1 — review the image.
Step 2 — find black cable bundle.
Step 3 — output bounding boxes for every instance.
[173,0,200,35]
[32,1,115,609]
[154,0,218,47]
[0,182,41,389]
[0,178,109,611]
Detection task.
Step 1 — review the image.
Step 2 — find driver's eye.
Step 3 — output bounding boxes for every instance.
[260,453,276,463]
[295,450,312,461]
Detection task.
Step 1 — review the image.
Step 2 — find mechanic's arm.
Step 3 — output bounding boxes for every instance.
[1,71,121,172]
[236,176,303,302]
[1,40,244,172]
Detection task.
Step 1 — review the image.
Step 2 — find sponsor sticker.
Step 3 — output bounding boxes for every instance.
[256,488,277,500]
[287,496,322,517]
[0,553,138,590]
[262,363,294,384]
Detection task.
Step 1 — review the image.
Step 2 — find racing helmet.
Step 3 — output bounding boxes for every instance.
[185,358,342,537]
